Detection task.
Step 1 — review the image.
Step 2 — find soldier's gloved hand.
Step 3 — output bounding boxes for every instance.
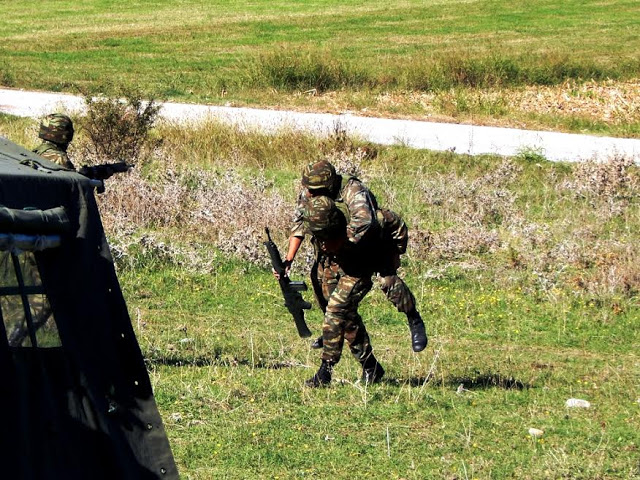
[272,260,292,280]
[282,259,292,276]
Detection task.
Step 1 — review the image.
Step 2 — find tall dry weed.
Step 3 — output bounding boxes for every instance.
[186,169,291,265]
[415,159,521,259]
[569,240,640,297]
[412,156,639,298]
[409,226,500,260]
[86,112,637,301]
[96,151,294,271]
[420,159,521,227]
[560,155,638,218]
[97,153,189,234]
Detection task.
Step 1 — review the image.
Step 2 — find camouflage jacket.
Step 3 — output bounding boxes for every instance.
[33,141,74,170]
[291,176,380,245]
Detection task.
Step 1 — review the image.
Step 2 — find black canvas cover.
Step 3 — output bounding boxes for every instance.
[0,136,178,479]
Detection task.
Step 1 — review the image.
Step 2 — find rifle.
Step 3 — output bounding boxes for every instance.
[78,161,134,193]
[263,227,312,338]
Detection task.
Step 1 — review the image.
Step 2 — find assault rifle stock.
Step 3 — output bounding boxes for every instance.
[263,227,312,338]
[78,161,134,193]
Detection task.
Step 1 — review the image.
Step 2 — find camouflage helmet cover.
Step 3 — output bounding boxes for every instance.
[301,160,337,190]
[303,195,346,239]
[39,113,74,144]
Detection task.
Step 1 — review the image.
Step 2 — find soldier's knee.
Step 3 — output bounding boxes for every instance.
[326,303,351,320]
[344,323,358,335]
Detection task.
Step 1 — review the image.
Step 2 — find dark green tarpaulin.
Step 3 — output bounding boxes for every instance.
[0,136,178,479]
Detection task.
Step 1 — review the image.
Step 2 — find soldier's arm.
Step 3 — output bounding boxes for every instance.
[37,149,75,171]
[273,190,307,279]
[285,236,303,263]
[62,156,75,170]
[343,180,377,244]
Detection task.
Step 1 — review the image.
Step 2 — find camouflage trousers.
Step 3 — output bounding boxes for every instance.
[312,258,373,364]
[378,272,416,314]
[312,251,416,316]
[375,249,417,315]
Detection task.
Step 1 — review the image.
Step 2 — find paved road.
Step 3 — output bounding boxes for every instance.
[2,87,639,163]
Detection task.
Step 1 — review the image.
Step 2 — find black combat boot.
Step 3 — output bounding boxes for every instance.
[407,310,428,352]
[305,360,333,387]
[311,336,323,349]
[361,354,385,384]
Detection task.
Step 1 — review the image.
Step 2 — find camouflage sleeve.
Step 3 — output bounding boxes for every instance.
[41,151,75,170]
[342,179,377,244]
[59,153,75,171]
[34,143,75,170]
[289,189,307,238]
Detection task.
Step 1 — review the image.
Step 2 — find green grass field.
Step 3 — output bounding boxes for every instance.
[2,0,640,136]
[122,260,639,479]
[67,114,640,479]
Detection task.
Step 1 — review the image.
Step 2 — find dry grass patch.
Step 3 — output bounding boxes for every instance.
[517,79,640,124]
[293,79,640,132]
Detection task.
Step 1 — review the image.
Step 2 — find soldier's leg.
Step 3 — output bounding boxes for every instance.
[342,308,386,384]
[379,210,427,352]
[310,256,340,349]
[309,259,327,349]
[328,274,385,383]
[327,275,372,362]
[310,259,328,313]
[379,266,427,353]
[379,272,416,313]
[319,268,356,364]
[307,270,373,387]
[305,261,342,387]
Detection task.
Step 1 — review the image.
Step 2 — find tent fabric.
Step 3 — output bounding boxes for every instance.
[0,205,70,234]
[0,136,179,479]
[0,233,62,252]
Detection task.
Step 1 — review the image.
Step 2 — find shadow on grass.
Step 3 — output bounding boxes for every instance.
[445,372,529,390]
[382,372,530,390]
[145,354,303,370]
[145,355,530,390]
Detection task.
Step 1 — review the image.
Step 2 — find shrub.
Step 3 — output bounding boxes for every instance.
[79,87,162,163]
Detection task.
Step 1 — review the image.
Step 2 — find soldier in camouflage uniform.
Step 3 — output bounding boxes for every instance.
[282,159,428,354]
[33,113,75,170]
[302,195,385,387]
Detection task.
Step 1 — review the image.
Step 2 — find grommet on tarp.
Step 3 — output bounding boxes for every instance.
[107,400,119,415]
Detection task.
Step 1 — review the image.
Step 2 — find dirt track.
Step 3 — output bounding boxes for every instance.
[1,87,639,163]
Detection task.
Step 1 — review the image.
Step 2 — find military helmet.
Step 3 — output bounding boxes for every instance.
[303,195,346,239]
[301,160,337,191]
[39,113,74,144]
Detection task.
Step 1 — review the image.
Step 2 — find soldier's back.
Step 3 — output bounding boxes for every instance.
[33,141,74,170]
